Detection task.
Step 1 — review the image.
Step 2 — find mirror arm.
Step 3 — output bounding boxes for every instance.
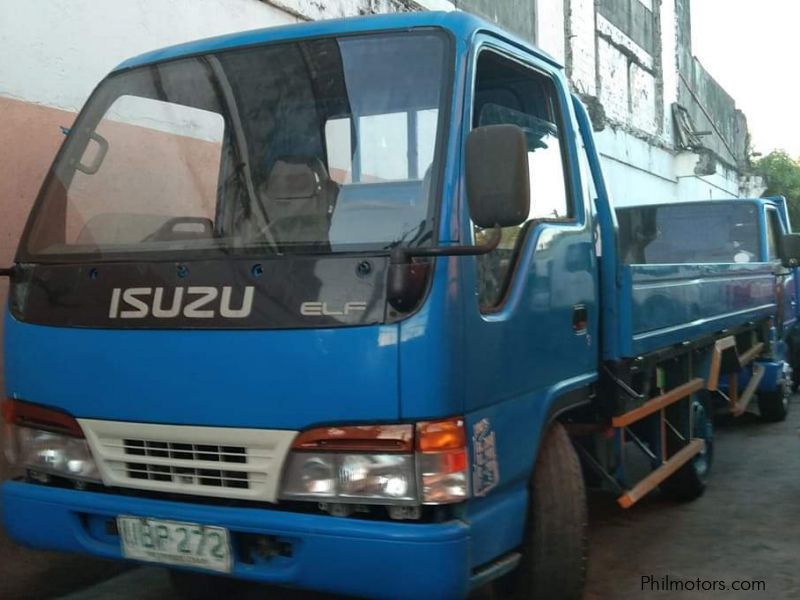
[0,267,14,278]
[390,226,502,265]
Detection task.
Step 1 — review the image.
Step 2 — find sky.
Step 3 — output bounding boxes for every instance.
[690,1,800,158]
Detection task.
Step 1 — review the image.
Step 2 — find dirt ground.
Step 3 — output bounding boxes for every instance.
[1,390,796,598]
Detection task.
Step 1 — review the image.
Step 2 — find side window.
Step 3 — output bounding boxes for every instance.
[471,50,571,309]
[766,209,782,261]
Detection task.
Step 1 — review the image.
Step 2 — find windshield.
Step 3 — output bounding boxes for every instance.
[617,203,761,264]
[22,31,450,261]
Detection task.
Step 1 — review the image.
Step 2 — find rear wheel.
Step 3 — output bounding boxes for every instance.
[758,377,791,422]
[661,396,713,502]
[495,422,587,600]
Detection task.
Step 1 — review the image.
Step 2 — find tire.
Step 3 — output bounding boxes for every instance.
[169,570,244,600]
[495,422,587,600]
[758,376,791,422]
[661,396,714,502]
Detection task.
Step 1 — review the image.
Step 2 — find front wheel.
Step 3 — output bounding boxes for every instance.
[495,422,587,600]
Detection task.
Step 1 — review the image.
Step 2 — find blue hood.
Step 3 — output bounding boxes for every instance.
[3,312,400,430]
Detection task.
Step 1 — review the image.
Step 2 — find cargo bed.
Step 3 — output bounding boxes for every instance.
[618,262,776,357]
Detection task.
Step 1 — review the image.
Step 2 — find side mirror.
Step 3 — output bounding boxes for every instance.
[466,124,530,228]
[779,233,800,267]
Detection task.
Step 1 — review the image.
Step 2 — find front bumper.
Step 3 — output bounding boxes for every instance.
[1,481,470,599]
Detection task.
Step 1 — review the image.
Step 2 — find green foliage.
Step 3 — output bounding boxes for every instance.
[755,151,800,227]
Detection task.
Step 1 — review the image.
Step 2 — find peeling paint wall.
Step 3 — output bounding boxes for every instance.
[594,7,661,139]
[562,0,759,204]
[567,0,598,96]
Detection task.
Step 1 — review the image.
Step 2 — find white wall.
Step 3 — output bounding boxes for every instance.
[536,0,565,63]
[0,0,300,112]
[598,127,740,206]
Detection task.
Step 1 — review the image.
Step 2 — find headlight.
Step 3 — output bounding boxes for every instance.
[281,452,417,504]
[279,419,468,507]
[14,427,100,481]
[2,399,101,483]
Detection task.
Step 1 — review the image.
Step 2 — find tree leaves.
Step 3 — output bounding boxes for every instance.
[756,151,800,228]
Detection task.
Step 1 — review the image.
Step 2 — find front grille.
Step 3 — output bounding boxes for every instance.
[79,419,298,502]
[122,439,250,489]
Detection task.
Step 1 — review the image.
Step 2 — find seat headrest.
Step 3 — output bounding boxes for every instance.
[266,158,322,200]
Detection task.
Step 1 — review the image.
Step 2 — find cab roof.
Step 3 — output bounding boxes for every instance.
[114,10,561,72]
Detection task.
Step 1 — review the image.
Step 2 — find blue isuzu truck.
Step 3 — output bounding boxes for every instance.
[2,12,799,599]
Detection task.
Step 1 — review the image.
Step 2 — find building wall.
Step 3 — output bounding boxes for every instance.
[551,0,759,206]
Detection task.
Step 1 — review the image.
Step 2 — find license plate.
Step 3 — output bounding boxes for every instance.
[117,516,232,573]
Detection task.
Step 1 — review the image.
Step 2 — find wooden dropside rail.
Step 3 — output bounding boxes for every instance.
[739,342,765,368]
[607,333,766,509]
[707,336,736,392]
[612,378,705,428]
[729,364,766,416]
[706,335,766,415]
[617,439,705,508]
[611,377,705,508]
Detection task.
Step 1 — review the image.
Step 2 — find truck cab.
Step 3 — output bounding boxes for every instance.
[2,12,598,599]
